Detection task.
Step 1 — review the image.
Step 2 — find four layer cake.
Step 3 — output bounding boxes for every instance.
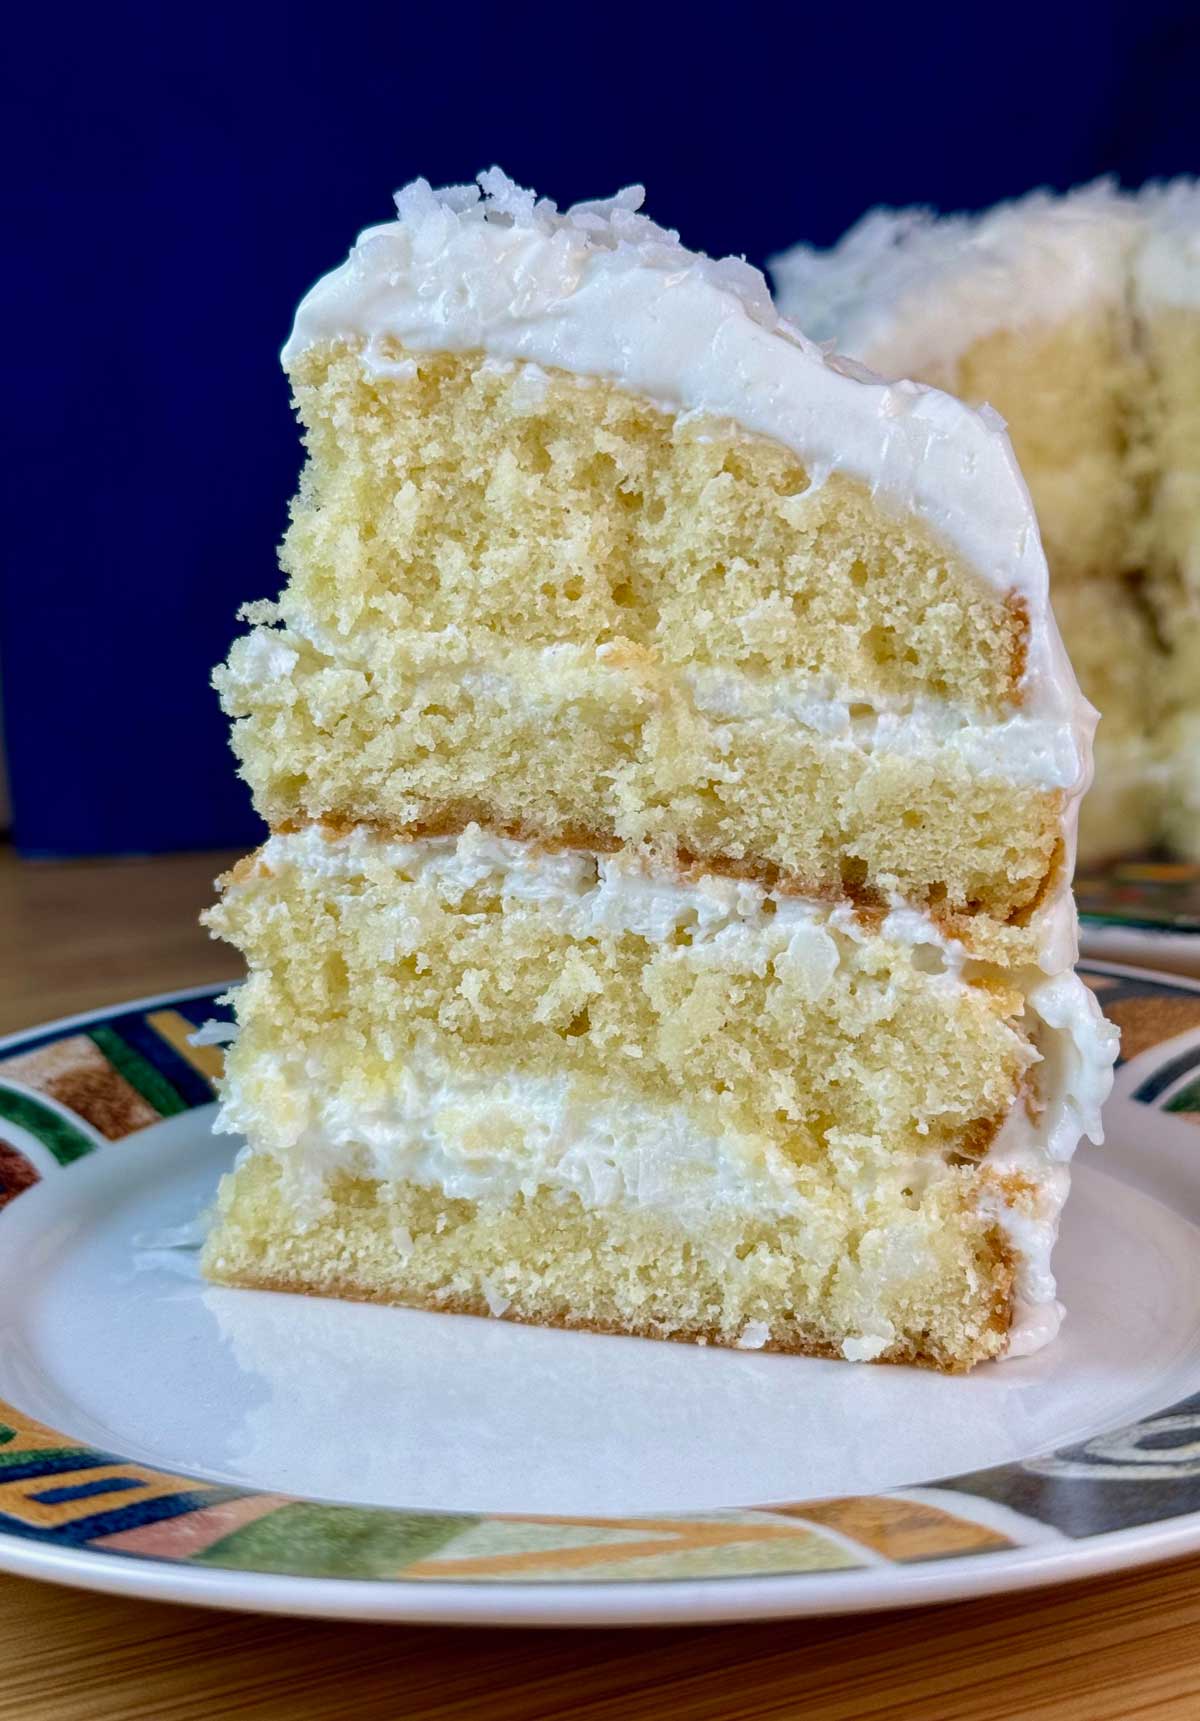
[203,173,1117,1371]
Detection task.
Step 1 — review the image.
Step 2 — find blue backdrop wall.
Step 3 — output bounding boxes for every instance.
[5,0,1198,854]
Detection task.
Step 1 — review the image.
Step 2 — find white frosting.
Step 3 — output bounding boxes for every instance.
[770,181,1140,377]
[771,176,1200,363]
[980,973,1118,1354]
[221,826,1117,1359]
[1136,180,1200,310]
[282,169,1085,735]
[682,668,1084,789]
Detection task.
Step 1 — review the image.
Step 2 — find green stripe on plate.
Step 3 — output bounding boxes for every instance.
[0,1085,96,1166]
[88,1026,187,1118]
[1165,1076,1200,1116]
[196,1502,474,1578]
[0,1444,97,1472]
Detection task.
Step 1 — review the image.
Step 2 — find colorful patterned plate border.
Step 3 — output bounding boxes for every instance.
[2,967,1200,1624]
[1077,859,1200,937]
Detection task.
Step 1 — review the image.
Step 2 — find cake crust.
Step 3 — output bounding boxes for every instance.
[206,1264,1011,1374]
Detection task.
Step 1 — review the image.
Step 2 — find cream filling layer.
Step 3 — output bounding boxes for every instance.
[243,822,1080,975]
[682,668,1084,788]
[217,826,1118,1360]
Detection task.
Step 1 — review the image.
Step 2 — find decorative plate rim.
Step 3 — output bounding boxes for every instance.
[1081,917,1200,937]
[1,965,1200,1623]
[1076,858,1200,936]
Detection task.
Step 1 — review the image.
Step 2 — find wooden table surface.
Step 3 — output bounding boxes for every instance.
[3,844,1200,1721]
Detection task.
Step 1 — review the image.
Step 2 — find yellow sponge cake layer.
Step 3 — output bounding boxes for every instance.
[906,310,1146,589]
[206,1163,1011,1372]
[279,347,1029,704]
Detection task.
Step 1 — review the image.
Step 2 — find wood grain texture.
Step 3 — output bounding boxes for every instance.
[2,844,1200,1720]
[0,847,242,1036]
[4,1558,1200,1721]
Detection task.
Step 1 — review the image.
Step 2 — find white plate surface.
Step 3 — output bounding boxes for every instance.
[1,1117,1197,1517]
[2,972,1200,1623]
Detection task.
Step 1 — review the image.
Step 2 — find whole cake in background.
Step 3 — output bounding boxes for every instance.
[203,171,1117,1371]
[772,180,1200,867]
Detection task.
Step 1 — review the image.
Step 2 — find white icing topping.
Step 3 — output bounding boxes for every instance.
[980,973,1118,1354]
[221,826,1117,1359]
[771,176,1200,364]
[1136,180,1200,310]
[770,180,1140,377]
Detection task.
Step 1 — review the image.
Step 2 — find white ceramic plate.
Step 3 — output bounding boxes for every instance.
[1079,923,1200,979]
[1,966,1200,1625]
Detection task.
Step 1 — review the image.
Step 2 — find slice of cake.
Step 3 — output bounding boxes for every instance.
[203,171,1117,1371]
[771,180,1200,865]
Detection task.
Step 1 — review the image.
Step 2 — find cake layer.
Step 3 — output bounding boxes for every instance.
[204,1158,1014,1371]
[203,824,1116,1368]
[219,338,1087,935]
[935,311,1146,589]
[1049,580,1164,863]
[278,347,1034,710]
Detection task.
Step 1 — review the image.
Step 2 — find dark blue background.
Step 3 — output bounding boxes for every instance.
[5,2,1198,854]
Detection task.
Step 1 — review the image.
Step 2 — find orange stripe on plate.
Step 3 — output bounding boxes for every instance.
[775,1495,1013,1559]
[146,1011,225,1081]
[405,1520,820,1579]
[93,1493,289,1556]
